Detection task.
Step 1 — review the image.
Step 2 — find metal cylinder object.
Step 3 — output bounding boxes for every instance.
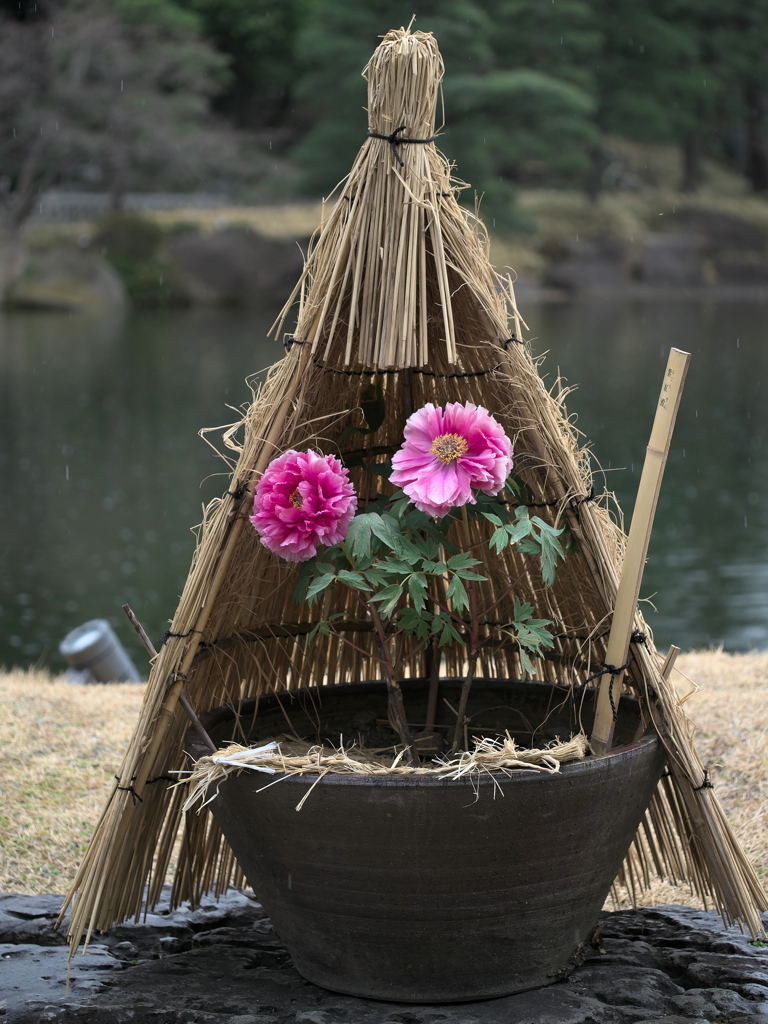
[59,618,142,683]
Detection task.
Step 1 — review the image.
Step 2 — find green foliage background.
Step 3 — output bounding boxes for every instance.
[173,0,768,220]
[3,0,768,223]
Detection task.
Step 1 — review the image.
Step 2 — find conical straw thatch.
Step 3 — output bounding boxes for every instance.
[61,27,766,956]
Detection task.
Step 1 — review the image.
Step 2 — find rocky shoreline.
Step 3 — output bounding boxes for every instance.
[6,191,768,313]
[2,889,768,1024]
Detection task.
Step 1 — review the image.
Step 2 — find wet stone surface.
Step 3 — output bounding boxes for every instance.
[2,891,768,1024]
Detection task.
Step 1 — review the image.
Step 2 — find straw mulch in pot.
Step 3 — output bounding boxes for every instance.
[61,27,766,958]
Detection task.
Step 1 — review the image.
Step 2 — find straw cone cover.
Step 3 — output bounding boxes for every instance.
[60,26,767,959]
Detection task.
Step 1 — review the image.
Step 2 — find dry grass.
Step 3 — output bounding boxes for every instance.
[0,669,144,894]
[612,649,768,911]
[146,203,324,241]
[2,652,766,907]
[21,202,324,251]
[182,733,590,817]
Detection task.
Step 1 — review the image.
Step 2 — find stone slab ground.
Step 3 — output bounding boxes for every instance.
[2,891,768,1024]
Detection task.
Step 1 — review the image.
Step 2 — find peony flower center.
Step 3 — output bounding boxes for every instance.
[430,432,469,465]
[289,488,304,508]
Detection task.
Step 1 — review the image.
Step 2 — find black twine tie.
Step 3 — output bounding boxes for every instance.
[115,774,142,804]
[584,656,633,722]
[283,336,306,353]
[157,627,198,648]
[367,125,437,166]
[694,768,715,791]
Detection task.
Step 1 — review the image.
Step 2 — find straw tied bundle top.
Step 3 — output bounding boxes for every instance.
[61,27,766,957]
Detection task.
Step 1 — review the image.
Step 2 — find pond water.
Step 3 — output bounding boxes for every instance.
[1,296,766,672]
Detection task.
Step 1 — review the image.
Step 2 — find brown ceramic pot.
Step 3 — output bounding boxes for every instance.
[188,679,664,1003]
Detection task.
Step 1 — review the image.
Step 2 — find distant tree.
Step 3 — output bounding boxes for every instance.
[448,0,600,202]
[581,0,706,196]
[175,0,309,136]
[0,0,263,233]
[678,0,768,194]
[584,0,768,196]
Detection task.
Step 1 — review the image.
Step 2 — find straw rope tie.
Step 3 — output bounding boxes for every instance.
[366,125,437,166]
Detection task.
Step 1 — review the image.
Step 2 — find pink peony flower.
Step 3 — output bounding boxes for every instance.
[250,449,357,562]
[390,402,513,517]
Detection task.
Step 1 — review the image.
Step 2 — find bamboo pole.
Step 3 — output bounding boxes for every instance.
[633,644,679,742]
[591,348,690,755]
[660,644,680,680]
[122,604,216,753]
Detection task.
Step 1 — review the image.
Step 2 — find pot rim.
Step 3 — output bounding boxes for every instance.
[186,677,658,783]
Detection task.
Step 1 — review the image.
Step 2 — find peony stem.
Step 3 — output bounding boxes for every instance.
[424,637,440,733]
[450,581,479,755]
[367,604,420,767]
[450,649,479,756]
[479,557,535,619]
